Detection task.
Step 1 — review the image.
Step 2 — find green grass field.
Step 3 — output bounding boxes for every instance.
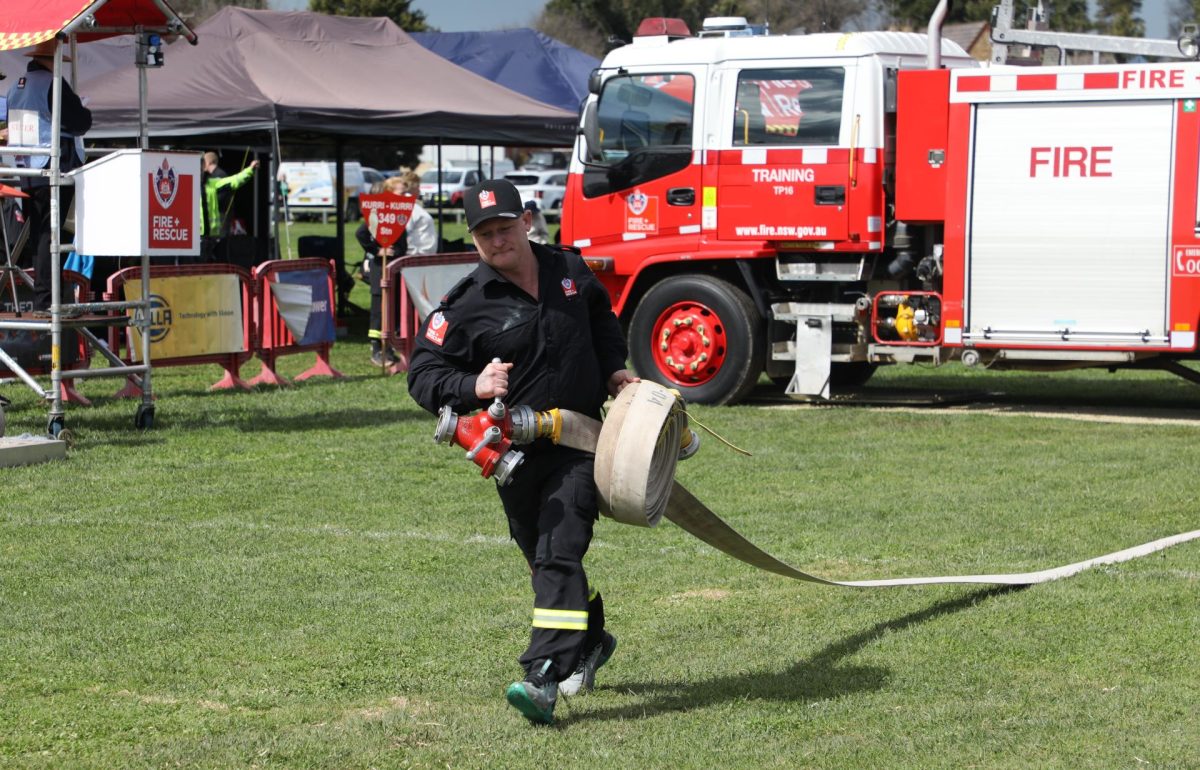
[2,306,1199,766]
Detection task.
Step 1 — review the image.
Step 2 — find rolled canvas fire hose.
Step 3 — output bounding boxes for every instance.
[436,381,1200,588]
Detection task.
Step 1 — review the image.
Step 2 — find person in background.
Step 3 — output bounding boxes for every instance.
[407,179,637,725]
[201,153,258,262]
[396,171,437,257]
[358,173,438,366]
[6,40,91,315]
[357,179,408,366]
[524,199,549,245]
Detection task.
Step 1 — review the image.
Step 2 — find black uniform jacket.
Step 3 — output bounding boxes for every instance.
[407,242,627,421]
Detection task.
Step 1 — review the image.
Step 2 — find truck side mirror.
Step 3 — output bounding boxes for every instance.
[580,101,604,164]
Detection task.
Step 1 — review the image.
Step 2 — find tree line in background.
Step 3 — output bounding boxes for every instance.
[535,1,1169,55]
[168,0,1200,57]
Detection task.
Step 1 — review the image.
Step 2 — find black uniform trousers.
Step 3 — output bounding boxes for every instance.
[497,443,606,682]
[367,254,384,339]
[26,184,75,311]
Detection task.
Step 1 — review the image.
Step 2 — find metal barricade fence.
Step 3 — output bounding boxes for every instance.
[104,263,256,395]
[248,258,344,387]
[380,252,479,374]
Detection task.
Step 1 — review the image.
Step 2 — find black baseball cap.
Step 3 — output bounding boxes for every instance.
[464,179,524,231]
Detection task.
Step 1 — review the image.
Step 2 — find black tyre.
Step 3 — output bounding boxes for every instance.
[628,275,765,405]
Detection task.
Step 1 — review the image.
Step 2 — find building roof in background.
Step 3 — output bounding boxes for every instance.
[941,21,991,60]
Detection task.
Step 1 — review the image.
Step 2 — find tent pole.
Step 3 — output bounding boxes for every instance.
[436,139,443,245]
[273,121,290,259]
[335,141,345,239]
[335,141,345,314]
[47,40,66,431]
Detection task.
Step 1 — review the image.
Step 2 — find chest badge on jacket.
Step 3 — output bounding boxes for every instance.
[561,278,577,297]
[426,311,448,345]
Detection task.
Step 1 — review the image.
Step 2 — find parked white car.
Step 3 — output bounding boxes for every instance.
[505,170,568,212]
[278,160,365,221]
[419,167,485,207]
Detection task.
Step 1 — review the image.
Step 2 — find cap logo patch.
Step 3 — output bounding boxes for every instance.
[425,311,448,346]
[561,278,577,297]
[479,190,496,209]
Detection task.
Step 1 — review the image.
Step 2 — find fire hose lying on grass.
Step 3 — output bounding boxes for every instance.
[434,381,1200,587]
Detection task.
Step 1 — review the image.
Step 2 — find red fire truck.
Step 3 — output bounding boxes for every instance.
[562,0,1200,404]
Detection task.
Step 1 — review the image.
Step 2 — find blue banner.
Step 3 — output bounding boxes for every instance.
[270,269,335,346]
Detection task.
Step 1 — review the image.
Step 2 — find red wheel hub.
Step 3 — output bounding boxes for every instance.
[650,300,727,386]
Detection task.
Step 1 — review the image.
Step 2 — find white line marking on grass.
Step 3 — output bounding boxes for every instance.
[764,404,1200,427]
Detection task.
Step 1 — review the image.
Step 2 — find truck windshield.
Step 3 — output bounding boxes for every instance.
[596,73,695,162]
[732,67,845,146]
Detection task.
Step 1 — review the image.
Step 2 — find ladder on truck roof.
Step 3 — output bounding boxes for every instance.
[988,0,1200,65]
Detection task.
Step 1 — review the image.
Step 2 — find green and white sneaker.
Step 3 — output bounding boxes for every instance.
[559,632,617,696]
[505,660,557,724]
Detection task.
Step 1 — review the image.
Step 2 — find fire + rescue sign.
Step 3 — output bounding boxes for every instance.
[74,149,201,257]
[148,158,195,250]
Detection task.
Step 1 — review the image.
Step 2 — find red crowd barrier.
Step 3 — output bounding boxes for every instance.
[380,252,479,373]
[105,263,255,395]
[0,268,95,405]
[248,258,344,386]
[6,258,348,406]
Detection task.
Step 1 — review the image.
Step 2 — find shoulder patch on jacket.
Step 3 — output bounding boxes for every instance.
[425,310,449,346]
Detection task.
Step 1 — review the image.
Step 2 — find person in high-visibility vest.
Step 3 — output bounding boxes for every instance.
[201,153,257,262]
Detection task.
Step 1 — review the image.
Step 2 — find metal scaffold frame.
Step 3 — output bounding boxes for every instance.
[0,0,197,437]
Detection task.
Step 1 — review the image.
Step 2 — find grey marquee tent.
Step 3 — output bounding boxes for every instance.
[78,7,579,146]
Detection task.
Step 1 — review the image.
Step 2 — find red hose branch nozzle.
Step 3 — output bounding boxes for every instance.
[434,403,524,485]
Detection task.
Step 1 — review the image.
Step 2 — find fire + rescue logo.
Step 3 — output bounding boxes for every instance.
[153,159,179,209]
[132,294,173,343]
[478,189,496,209]
[425,311,448,346]
[627,190,648,215]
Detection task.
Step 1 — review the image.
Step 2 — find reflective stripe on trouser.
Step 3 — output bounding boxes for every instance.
[533,607,587,630]
[498,445,603,682]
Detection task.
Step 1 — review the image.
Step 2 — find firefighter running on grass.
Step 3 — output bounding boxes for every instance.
[407,179,638,725]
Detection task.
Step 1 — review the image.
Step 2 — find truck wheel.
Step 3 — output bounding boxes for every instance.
[629,275,764,405]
